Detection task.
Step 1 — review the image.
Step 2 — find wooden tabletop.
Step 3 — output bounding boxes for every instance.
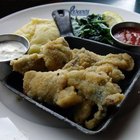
[0,0,140,18]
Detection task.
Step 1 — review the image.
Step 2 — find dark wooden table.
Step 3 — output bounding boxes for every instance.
[0,0,140,18]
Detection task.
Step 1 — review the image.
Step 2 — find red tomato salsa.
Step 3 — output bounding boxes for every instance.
[114,27,140,46]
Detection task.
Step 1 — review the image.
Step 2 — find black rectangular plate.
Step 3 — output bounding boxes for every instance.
[2,37,140,134]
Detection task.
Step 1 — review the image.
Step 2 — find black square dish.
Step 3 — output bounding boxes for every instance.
[2,36,140,134]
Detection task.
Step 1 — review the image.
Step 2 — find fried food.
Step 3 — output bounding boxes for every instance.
[86,64,125,82]
[10,36,134,129]
[63,48,134,71]
[63,48,101,70]
[10,37,73,73]
[23,70,82,106]
[15,18,60,54]
[10,53,47,74]
[63,48,134,82]
[23,69,124,129]
[54,86,83,108]
[95,53,134,71]
[41,37,73,71]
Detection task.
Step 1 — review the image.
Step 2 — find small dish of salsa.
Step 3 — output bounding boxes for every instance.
[110,21,140,54]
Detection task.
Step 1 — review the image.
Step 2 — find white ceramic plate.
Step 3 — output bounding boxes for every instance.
[0,2,140,140]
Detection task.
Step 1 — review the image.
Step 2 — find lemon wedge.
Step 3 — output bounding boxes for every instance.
[103,11,124,27]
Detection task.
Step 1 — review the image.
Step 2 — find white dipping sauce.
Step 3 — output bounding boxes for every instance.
[0,41,27,61]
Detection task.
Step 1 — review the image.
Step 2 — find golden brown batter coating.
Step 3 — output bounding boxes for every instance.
[86,64,125,82]
[41,37,73,71]
[10,53,46,74]
[63,48,134,72]
[11,37,134,129]
[95,53,134,71]
[23,70,67,105]
[23,69,124,129]
[10,37,73,73]
[63,48,101,70]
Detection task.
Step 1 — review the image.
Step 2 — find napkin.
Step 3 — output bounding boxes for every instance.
[0,117,28,140]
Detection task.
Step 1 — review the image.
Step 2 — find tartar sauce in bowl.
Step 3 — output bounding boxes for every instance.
[0,41,27,61]
[0,34,29,62]
[0,34,29,80]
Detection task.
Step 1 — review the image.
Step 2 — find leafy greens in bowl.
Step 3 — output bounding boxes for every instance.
[71,11,123,45]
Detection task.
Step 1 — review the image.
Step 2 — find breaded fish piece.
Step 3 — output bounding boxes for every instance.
[23,70,82,106]
[63,48,134,82]
[10,37,73,73]
[23,69,124,128]
[63,48,101,70]
[95,53,134,71]
[87,63,125,82]
[66,70,123,104]
[41,37,73,71]
[54,86,83,108]
[63,48,134,72]
[10,53,47,74]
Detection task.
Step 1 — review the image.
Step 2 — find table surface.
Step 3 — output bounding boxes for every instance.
[0,0,140,18]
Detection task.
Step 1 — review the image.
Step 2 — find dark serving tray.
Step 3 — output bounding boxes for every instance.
[2,36,140,134]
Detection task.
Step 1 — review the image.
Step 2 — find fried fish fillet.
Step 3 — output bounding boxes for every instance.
[63,48,134,71]
[10,53,47,74]
[63,48,134,82]
[86,64,125,82]
[23,70,82,106]
[95,53,134,71]
[23,69,124,128]
[41,37,73,71]
[10,37,72,73]
[63,48,101,70]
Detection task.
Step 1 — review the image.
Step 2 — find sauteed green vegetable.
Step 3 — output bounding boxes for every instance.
[72,13,117,45]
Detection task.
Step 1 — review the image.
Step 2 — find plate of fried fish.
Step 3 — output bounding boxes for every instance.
[0,2,140,140]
